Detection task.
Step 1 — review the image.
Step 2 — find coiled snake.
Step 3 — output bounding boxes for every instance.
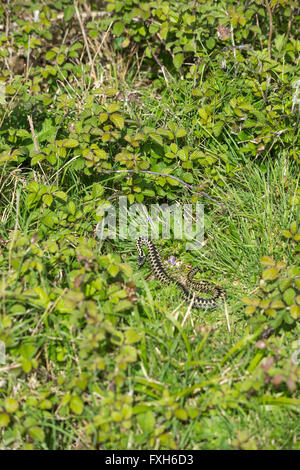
[136,237,225,309]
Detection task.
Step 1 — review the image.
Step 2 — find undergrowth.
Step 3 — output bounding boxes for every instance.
[0,0,299,450]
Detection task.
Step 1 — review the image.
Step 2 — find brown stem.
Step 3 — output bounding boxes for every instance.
[74,1,97,81]
[146,39,169,86]
[265,0,273,59]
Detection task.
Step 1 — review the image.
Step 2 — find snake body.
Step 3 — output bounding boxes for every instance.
[136,237,225,309]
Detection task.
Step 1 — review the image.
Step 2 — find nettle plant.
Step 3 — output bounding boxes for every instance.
[105,0,299,162]
[238,339,300,398]
[1,0,298,195]
[7,83,209,204]
[243,221,300,330]
[106,0,298,67]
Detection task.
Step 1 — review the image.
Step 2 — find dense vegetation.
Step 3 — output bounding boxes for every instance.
[0,0,299,449]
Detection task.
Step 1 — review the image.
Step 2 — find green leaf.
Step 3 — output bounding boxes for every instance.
[270,300,285,309]
[57,53,65,65]
[198,108,208,121]
[174,408,188,420]
[138,26,146,36]
[139,161,150,170]
[175,127,187,138]
[54,191,68,201]
[110,113,124,130]
[31,153,45,165]
[16,129,30,138]
[113,21,125,37]
[262,267,278,280]
[67,201,76,215]
[206,37,215,49]
[255,396,300,406]
[107,103,120,113]
[108,264,119,277]
[122,37,130,48]
[26,181,39,193]
[122,345,137,362]
[170,143,178,153]
[177,147,189,162]
[149,23,160,35]
[182,172,193,183]
[213,121,224,137]
[149,132,163,145]
[45,50,56,60]
[0,413,10,427]
[99,113,108,124]
[5,85,16,95]
[46,153,57,165]
[4,398,19,413]
[41,214,57,228]
[39,399,52,410]
[245,305,256,315]
[128,194,135,204]
[114,300,132,312]
[70,396,84,415]
[94,148,107,159]
[275,34,285,52]
[112,411,122,422]
[261,256,275,266]
[283,288,295,306]
[119,263,133,277]
[290,304,300,319]
[166,176,179,186]
[122,404,132,420]
[137,411,155,433]
[287,266,300,277]
[22,359,32,373]
[192,88,202,97]
[142,189,155,197]
[165,152,176,159]
[89,29,98,39]
[188,408,199,419]
[173,53,184,69]
[290,221,297,234]
[42,194,53,206]
[110,330,124,346]
[61,138,79,148]
[64,5,75,21]
[281,230,292,239]
[20,343,36,359]
[125,330,142,344]
[28,427,45,441]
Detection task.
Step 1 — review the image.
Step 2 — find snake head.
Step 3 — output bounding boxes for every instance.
[138,256,146,268]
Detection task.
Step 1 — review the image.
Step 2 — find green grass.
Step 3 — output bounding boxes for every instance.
[3,155,298,450]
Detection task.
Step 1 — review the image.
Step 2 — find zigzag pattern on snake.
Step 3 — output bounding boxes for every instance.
[136,237,225,309]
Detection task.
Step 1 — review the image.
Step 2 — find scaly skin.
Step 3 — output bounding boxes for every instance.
[136,237,225,310]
